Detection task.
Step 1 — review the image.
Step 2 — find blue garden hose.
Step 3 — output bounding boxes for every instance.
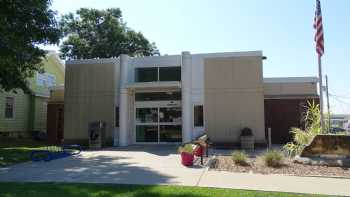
[30,150,51,162]
[31,144,82,162]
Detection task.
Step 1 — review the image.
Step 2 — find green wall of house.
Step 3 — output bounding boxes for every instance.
[0,53,65,137]
[0,90,31,136]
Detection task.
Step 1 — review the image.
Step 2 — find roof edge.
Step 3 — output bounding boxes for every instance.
[264,77,318,83]
[66,58,119,65]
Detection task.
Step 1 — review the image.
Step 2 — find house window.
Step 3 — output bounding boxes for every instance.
[194,105,203,127]
[115,107,119,127]
[5,97,15,119]
[36,73,56,87]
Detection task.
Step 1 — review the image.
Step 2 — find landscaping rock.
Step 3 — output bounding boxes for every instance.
[294,155,350,167]
[300,134,350,157]
[211,155,350,177]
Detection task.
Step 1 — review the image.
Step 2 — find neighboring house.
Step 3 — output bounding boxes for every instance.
[330,114,350,130]
[60,50,319,146]
[0,52,65,138]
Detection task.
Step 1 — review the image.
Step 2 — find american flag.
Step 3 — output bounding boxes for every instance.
[314,0,324,56]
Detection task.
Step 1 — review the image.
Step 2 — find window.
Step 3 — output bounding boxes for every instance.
[194,105,203,127]
[5,97,15,119]
[135,67,158,82]
[159,67,181,81]
[115,107,119,127]
[135,66,181,82]
[36,73,56,87]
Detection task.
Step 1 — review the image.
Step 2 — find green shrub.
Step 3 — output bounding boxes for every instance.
[177,144,194,154]
[262,150,284,168]
[231,151,248,166]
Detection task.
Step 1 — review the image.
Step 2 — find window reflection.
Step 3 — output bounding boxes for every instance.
[136,108,158,123]
[159,107,181,123]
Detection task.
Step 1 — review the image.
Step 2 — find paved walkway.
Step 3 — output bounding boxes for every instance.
[1,145,350,196]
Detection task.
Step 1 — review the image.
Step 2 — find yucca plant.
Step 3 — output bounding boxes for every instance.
[283,101,327,157]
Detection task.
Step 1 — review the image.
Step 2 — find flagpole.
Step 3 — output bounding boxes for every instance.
[318,55,324,133]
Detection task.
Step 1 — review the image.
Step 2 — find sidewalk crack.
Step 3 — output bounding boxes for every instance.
[195,168,206,186]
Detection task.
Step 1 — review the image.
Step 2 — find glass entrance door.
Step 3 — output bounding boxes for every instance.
[159,107,182,142]
[135,92,182,143]
[135,106,182,143]
[135,108,158,142]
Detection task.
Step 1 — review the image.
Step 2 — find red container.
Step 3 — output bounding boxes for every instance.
[193,146,203,157]
[181,152,194,166]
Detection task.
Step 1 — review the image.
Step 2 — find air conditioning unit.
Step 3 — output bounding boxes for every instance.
[88,121,106,149]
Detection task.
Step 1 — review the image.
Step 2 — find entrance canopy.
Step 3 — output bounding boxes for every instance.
[126,81,181,90]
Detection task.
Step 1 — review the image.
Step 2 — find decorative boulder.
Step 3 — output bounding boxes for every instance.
[294,134,350,167]
[300,134,350,157]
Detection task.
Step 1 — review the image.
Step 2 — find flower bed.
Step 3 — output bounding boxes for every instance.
[210,155,350,177]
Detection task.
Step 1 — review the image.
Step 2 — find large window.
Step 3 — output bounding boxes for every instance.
[194,105,203,127]
[159,67,181,81]
[135,67,158,82]
[135,66,181,82]
[5,97,15,119]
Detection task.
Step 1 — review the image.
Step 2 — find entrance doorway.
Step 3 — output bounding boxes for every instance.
[134,91,182,143]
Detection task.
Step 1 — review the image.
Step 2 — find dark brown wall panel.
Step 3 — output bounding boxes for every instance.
[264,98,319,144]
[47,103,64,145]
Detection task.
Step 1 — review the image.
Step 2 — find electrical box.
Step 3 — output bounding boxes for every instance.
[88,121,106,149]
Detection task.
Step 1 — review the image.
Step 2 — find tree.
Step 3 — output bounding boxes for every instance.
[59,8,159,59]
[0,0,61,92]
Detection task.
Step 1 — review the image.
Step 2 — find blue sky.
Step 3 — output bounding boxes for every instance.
[46,0,350,114]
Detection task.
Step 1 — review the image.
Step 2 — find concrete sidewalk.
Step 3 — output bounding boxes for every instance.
[200,170,350,196]
[0,146,349,196]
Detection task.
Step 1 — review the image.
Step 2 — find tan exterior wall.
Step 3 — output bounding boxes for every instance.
[264,82,317,96]
[204,56,265,144]
[64,61,119,145]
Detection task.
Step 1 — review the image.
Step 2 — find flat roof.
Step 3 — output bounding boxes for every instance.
[264,77,318,83]
[65,50,263,65]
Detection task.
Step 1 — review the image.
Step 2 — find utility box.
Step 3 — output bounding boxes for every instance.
[88,121,106,149]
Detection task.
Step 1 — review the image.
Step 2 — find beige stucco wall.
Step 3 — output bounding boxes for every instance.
[64,61,119,145]
[204,56,265,144]
[264,82,317,96]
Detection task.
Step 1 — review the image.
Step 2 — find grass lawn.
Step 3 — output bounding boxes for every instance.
[0,138,52,167]
[0,182,328,197]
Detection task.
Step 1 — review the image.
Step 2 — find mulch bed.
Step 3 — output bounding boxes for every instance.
[210,155,350,177]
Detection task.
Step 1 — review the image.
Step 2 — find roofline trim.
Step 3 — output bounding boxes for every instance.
[66,58,119,65]
[264,77,318,83]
